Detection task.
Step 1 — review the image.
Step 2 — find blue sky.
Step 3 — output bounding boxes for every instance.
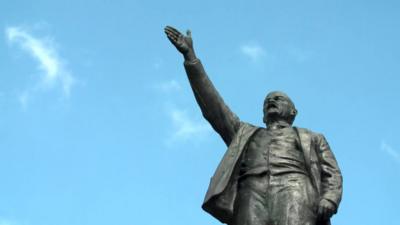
[1,1,400,225]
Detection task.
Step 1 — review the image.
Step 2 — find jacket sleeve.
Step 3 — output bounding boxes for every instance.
[184,59,240,146]
[314,133,343,210]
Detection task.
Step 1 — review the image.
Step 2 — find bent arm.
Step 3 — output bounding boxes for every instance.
[184,59,240,146]
[315,134,343,210]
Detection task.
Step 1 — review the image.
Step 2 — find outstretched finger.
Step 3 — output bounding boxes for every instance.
[165,26,182,36]
[166,34,178,45]
[165,29,180,41]
[166,26,181,34]
[164,29,178,40]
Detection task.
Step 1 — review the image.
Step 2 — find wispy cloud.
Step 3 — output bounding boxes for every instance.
[381,140,400,164]
[5,25,75,106]
[153,79,211,144]
[166,107,211,143]
[240,43,265,61]
[154,79,182,92]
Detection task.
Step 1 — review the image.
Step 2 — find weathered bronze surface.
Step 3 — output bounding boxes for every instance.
[165,26,342,225]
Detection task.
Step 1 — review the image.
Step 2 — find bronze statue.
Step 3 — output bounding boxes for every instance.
[165,26,342,225]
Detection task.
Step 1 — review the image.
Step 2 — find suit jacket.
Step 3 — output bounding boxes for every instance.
[184,59,342,225]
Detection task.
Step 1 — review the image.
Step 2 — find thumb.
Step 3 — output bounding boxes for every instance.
[186,29,192,37]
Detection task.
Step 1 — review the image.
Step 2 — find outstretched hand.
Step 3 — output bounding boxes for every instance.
[164,26,196,61]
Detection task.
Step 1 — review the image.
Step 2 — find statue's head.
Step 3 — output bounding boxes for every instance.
[263,91,297,125]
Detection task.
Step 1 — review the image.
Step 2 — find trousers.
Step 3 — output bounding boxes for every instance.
[231,173,318,225]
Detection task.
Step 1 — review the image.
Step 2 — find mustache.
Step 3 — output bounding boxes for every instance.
[268,103,277,108]
[265,101,279,110]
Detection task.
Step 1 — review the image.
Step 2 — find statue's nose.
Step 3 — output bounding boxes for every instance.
[268,100,277,106]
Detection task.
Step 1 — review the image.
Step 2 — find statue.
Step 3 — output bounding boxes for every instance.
[164,26,343,225]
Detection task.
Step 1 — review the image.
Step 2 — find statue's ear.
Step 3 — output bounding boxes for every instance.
[291,108,298,117]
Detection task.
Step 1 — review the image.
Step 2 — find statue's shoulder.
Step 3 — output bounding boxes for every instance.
[235,122,260,138]
[294,126,313,135]
[240,121,259,130]
[294,126,327,142]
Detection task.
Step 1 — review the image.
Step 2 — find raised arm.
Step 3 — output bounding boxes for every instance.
[164,26,240,146]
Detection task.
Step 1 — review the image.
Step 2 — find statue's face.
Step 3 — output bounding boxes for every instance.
[263,91,297,124]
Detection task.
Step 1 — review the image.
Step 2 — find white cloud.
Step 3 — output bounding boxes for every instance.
[5,25,75,106]
[152,78,210,144]
[167,107,211,143]
[155,79,182,92]
[381,140,400,163]
[154,79,210,144]
[240,43,265,61]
